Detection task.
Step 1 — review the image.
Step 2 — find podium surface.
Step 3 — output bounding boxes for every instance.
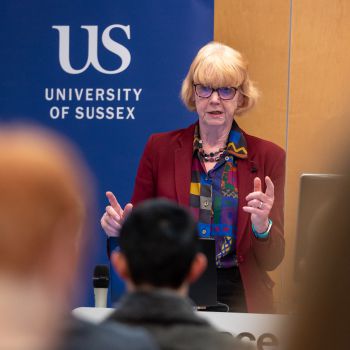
[73,307,288,347]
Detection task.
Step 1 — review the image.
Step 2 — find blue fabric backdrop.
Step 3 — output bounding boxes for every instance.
[0,0,214,306]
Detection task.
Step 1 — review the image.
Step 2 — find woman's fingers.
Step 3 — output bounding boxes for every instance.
[243,206,269,232]
[106,191,123,216]
[246,191,269,202]
[245,177,275,232]
[106,205,121,222]
[246,177,275,201]
[106,218,122,231]
[101,212,122,237]
[122,203,133,221]
[246,178,275,203]
[242,206,261,215]
[254,177,262,192]
[247,199,261,208]
[265,176,274,198]
[104,223,120,237]
[101,194,133,237]
[247,199,271,210]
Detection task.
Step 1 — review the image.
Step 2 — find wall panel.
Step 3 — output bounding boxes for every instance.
[285,0,350,310]
[215,0,290,310]
[214,0,290,149]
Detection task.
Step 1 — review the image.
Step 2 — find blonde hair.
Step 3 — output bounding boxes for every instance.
[181,42,259,115]
[0,124,94,275]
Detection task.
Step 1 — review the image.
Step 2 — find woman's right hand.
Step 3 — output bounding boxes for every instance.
[100,191,133,237]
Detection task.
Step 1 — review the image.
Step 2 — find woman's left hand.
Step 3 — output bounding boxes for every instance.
[243,176,274,233]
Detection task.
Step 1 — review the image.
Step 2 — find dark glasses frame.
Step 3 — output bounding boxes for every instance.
[193,83,238,100]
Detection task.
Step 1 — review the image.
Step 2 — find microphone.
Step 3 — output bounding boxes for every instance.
[249,161,258,173]
[93,265,109,308]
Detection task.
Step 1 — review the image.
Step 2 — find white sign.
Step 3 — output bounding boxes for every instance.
[52,24,131,74]
[73,307,289,349]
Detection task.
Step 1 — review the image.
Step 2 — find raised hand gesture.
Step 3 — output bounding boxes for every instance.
[100,191,133,237]
[243,176,274,233]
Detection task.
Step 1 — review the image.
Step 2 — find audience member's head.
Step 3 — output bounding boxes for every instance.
[112,199,207,294]
[288,170,350,350]
[0,123,94,349]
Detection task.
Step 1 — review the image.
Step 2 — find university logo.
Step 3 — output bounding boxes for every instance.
[52,25,131,74]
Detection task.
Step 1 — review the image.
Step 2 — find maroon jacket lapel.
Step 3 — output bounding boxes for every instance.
[236,131,256,248]
[174,124,195,207]
[237,158,254,247]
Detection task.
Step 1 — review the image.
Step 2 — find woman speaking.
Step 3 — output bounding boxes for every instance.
[101,42,285,313]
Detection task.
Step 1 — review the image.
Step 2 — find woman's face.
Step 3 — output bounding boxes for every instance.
[194,85,242,128]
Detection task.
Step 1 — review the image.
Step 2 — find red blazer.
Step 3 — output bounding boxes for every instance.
[131,122,285,313]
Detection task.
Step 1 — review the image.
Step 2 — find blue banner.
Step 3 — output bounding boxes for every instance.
[0,0,214,306]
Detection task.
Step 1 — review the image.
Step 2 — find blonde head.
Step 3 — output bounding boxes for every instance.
[0,123,95,350]
[0,124,94,276]
[181,42,259,115]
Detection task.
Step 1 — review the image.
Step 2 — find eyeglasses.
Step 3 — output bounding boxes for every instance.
[193,84,238,100]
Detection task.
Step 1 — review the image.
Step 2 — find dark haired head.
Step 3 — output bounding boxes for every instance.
[119,199,199,289]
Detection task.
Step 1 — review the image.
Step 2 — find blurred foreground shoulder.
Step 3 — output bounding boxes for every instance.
[59,318,159,350]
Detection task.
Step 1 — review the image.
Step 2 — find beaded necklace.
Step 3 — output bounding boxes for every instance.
[198,139,226,162]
